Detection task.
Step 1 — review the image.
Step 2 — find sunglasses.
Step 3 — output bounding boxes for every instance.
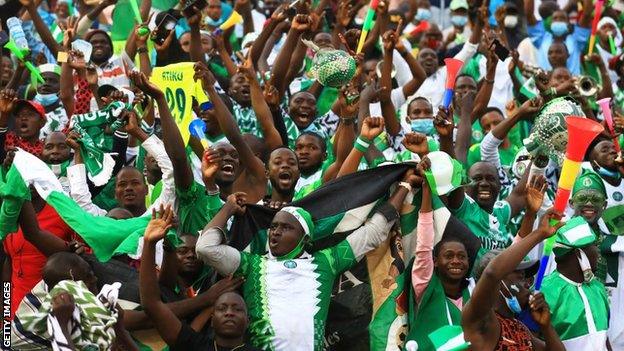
[572,193,605,205]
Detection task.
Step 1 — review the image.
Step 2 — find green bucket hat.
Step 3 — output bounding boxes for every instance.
[428,325,471,351]
[553,216,597,256]
[572,170,607,198]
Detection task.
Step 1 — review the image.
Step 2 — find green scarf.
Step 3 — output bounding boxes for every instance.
[70,101,126,186]
[47,159,71,178]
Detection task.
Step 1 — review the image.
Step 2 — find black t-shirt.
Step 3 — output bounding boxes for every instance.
[171,323,260,351]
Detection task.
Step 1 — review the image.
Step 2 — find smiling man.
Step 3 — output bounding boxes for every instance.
[447,161,529,259]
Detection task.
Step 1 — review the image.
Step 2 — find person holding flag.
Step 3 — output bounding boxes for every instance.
[195,168,420,350]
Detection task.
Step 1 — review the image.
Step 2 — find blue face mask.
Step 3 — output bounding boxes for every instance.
[596,164,621,179]
[451,15,468,27]
[411,119,434,135]
[500,281,522,314]
[550,22,569,37]
[34,93,58,107]
[415,8,432,21]
[204,16,223,27]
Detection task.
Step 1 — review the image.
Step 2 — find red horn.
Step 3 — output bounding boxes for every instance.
[564,116,604,162]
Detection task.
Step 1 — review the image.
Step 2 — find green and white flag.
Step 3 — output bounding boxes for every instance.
[229,163,479,350]
[428,325,471,351]
[423,151,464,196]
[69,101,126,186]
[0,149,176,262]
[519,76,539,99]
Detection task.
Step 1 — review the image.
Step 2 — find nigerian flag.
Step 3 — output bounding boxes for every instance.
[0,149,175,262]
[228,163,478,350]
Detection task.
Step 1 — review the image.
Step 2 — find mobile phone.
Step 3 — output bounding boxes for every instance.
[155,13,178,45]
[490,38,509,61]
[72,39,93,62]
[182,0,208,18]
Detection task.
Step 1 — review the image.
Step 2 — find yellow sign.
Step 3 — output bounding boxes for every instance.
[150,62,209,144]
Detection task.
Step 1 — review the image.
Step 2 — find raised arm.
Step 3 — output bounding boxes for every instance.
[516,176,546,239]
[411,174,435,303]
[471,49,497,124]
[194,62,267,180]
[346,170,417,260]
[21,0,62,56]
[524,0,537,26]
[380,30,402,136]
[337,116,385,178]
[186,8,205,63]
[18,201,70,256]
[130,71,195,192]
[462,210,564,349]
[578,0,592,28]
[454,91,475,164]
[271,14,311,99]
[251,6,288,71]
[196,193,247,275]
[238,51,283,150]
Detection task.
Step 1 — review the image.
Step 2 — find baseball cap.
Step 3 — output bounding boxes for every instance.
[15,100,46,120]
[450,0,469,10]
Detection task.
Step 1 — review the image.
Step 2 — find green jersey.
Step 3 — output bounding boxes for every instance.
[542,272,609,350]
[450,196,513,259]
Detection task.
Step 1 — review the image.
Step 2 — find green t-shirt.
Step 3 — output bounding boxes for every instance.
[450,196,513,260]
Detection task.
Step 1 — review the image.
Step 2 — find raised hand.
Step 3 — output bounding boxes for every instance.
[59,16,79,49]
[433,106,454,137]
[225,192,247,216]
[68,50,86,71]
[237,47,256,80]
[402,132,429,156]
[382,30,397,53]
[65,130,82,151]
[201,148,222,183]
[360,116,385,140]
[525,175,547,214]
[193,61,217,91]
[263,82,280,109]
[154,29,175,53]
[0,89,17,114]
[515,96,543,120]
[291,14,312,32]
[529,292,551,328]
[336,0,356,27]
[130,71,164,98]
[144,205,175,243]
[536,208,564,239]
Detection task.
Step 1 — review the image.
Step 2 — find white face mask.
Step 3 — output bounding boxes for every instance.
[504,15,518,28]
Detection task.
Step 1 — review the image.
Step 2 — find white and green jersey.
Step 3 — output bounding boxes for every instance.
[598,178,624,236]
[196,213,394,351]
[449,196,513,259]
[542,271,609,350]
[601,234,624,348]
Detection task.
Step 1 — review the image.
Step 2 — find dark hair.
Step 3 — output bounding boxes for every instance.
[407,96,431,112]
[585,135,612,161]
[43,252,91,289]
[296,131,327,153]
[432,236,467,260]
[479,107,505,126]
[455,73,475,83]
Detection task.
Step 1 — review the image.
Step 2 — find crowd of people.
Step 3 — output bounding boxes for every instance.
[0,0,624,349]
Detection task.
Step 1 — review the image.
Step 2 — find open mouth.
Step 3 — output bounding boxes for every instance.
[240,87,251,98]
[449,267,464,275]
[297,110,312,123]
[269,236,279,248]
[277,171,292,184]
[123,193,136,201]
[581,206,596,217]
[477,190,491,200]
[221,163,235,176]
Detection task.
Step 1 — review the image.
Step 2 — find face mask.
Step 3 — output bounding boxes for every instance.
[595,164,621,179]
[411,119,434,135]
[500,281,522,314]
[451,15,468,27]
[577,249,594,283]
[550,22,569,37]
[34,93,58,107]
[415,8,432,21]
[204,16,223,27]
[504,15,518,28]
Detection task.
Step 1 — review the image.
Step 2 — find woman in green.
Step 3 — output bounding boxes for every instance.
[406,163,479,350]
